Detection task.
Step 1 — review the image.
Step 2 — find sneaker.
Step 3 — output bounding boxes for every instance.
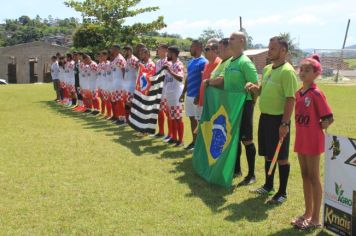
[91,110,100,115]
[267,193,287,204]
[167,139,178,144]
[234,171,243,178]
[184,142,195,150]
[84,109,92,113]
[237,176,256,186]
[115,120,125,125]
[163,136,171,142]
[250,186,275,196]
[154,133,165,138]
[174,141,184,147]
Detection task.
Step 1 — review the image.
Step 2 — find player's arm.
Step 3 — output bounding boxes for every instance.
[204,76,224,89]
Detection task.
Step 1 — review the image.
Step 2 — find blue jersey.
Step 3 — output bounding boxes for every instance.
[187,56,207,97]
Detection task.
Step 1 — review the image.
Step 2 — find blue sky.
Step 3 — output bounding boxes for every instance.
[1,0,356,49]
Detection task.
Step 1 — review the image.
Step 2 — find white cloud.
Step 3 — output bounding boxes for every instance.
[288,14,325,25]
[244,15,283,27]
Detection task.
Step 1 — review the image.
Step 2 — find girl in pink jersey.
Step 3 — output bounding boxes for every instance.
[292,55,333,230]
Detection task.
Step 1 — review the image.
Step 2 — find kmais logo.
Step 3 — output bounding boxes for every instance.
[324,204,351,233]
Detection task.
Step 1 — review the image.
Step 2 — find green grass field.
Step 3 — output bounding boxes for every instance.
[0,83,355,235]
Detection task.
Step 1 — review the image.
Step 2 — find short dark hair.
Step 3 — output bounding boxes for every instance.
[270,36,289,51]
[158,43,168,50]
[100,50,108,55]
[191,40,203,48]
[82,54,90,60]
[66,53,73,60]
[123,45,133,52]
[51,56,57,60]
[112,44,120,49]
[168,46,180,56]
[219,38,229,47]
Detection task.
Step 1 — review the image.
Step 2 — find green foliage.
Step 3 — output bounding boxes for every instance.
[72,24,107,54]
[1,15,79,46]
[198,28,224,45]
[65,0,166,48]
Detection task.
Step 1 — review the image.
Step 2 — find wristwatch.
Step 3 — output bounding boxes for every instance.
[280,121,289,127]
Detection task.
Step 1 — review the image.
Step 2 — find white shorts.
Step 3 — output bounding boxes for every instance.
[196,106,203,121]
[185,96,199,119]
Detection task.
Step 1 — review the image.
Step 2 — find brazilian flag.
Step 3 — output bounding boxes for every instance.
[193,87,246,188]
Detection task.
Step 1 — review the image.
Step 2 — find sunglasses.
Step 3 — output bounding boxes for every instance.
[204,47,211,52]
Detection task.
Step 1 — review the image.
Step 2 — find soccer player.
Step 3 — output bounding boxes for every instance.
[154,44,172,140]
[50,55,61,101]
[163,46,185,146]
[65,53,77,107]
[180,40,207,150]
[110,45,127,124]
[123,45,139,122]
[247,36,299,204]
[82,54,99,114]
[58,56,67,104]
[73,52,83,109]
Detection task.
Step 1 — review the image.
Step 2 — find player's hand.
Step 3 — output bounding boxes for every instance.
[179,94,185,103]
[279,125,289,139]
[245,82,258,93]
[321,120,330,129]
[204,79,209,88]
[193,96,199,105]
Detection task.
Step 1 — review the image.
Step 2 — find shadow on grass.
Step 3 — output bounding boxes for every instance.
[41,100,173,156]
[41,100,274,222]
[269,227,333,236]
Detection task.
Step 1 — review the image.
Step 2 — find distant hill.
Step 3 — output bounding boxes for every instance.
[346,44,356,49]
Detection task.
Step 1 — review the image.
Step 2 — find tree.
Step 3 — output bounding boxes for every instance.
[278,32,303,64]
[18,15,30,26]
[198,28,224,45]
[65,0,166,48]
[72,24,108,54]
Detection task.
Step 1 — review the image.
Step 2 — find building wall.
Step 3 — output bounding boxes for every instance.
[247,51,269,74]
[0,42,68,84]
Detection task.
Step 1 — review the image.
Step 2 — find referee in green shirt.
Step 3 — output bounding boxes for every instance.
[247,36,298,204]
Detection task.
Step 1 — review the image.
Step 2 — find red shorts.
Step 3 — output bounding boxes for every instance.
[294,125,325,156]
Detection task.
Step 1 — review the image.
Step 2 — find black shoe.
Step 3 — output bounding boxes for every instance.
[167,139,178,144]
[267,192,287,205]
[116,120,125,125]
[174,141,184,147]
[91,110,100,115]
[237,175,256,186]
[184,142,195,150]
[154,133,164,138]
[84,109,92,113]
[234,171,243,177]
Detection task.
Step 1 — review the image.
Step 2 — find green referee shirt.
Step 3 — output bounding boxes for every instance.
[259,62,299,115]
[220,54,258,100]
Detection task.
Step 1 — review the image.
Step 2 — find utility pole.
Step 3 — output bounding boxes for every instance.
[335,19,351,83]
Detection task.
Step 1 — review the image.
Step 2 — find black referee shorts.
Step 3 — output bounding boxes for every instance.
[239,100,254,142]
[258,113,290,161]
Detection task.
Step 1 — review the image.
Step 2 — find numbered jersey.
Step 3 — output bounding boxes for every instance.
[294,83,333,155]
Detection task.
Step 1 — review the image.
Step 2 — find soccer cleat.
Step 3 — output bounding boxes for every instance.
[250,186,275,196]
[267,193,287,205]
[167,139,178,144]
[184,142,195,151]
[151,133,164,138]
[163,136,171,142]
[237,176,256,187]
[115,119,125,125]
[91,110,100,115]
[174,141,184,147]
[234,171,243,178]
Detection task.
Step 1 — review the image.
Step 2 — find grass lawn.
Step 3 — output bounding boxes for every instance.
[0,83,355,235]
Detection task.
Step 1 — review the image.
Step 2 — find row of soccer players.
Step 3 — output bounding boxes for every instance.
[51,44,186,146]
